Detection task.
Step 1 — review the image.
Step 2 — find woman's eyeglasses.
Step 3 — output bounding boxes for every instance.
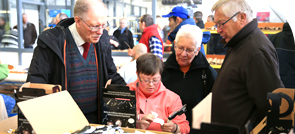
[138,76,160,85]
[174,45,197,55]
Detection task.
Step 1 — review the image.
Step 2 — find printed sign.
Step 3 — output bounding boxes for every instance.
[102,85,136,128]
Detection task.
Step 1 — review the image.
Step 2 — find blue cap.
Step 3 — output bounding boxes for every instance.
[162,6,189,19]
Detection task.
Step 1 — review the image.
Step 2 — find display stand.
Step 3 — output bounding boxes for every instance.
[102,84,137,128]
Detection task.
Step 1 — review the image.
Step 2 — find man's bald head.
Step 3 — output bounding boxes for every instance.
[133,43,147,60]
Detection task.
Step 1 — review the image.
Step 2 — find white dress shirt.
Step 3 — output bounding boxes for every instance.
[118,60,137,84]
[68,22,86,55]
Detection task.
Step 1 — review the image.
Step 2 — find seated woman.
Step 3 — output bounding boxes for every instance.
[127,53,190,133]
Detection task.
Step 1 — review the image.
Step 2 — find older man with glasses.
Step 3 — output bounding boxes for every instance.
[27,0,126,124]
[127,53,190,133]
[161,24,217,130]
[210,0,284,133]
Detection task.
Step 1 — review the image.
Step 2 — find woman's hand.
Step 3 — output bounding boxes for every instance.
[137,114,155,130]
[161,119,178,133]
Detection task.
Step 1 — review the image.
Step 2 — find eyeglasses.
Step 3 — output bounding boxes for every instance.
[174,45,197,55]
[215,12,240,29]
[138,76,161,85]
[79,17,109,32]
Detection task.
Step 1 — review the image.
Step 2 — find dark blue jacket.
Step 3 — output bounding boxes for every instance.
[113,27,134,50]
[269,22,295,88]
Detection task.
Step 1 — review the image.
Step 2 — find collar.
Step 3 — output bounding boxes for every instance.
[68,22,86,47]
[120,27,126,33]
[222,18,258,48]
[143,24,158,34]
[197,20,204,25]
[283,22,291,32]
[23,22,28,28]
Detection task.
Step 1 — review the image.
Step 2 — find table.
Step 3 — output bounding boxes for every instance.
[89,124,172,134]
[0,72,27,95]
[0,85,17,94]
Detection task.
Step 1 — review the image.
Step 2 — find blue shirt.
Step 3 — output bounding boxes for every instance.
[120,27,126,34]
[149,36,163,59]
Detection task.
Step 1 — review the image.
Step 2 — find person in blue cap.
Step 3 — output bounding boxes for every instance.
[162,6,205,55]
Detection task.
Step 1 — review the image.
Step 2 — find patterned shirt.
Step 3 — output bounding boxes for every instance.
[149,36,163,59]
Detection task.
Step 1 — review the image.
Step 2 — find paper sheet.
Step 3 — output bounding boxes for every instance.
[151,111,164,125]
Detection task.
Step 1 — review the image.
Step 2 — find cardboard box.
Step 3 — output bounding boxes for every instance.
[19,82,62,94]
[16,83,62,134]
[17,91,88,134]
[0,115,17,133]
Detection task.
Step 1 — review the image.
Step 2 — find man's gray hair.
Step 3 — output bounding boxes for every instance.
[74,0,107,20]
[211,0,253,22]
[175,24,203,49]
[59,13,68,20]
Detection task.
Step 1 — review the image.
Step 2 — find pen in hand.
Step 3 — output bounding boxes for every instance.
[168,104,187,120]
